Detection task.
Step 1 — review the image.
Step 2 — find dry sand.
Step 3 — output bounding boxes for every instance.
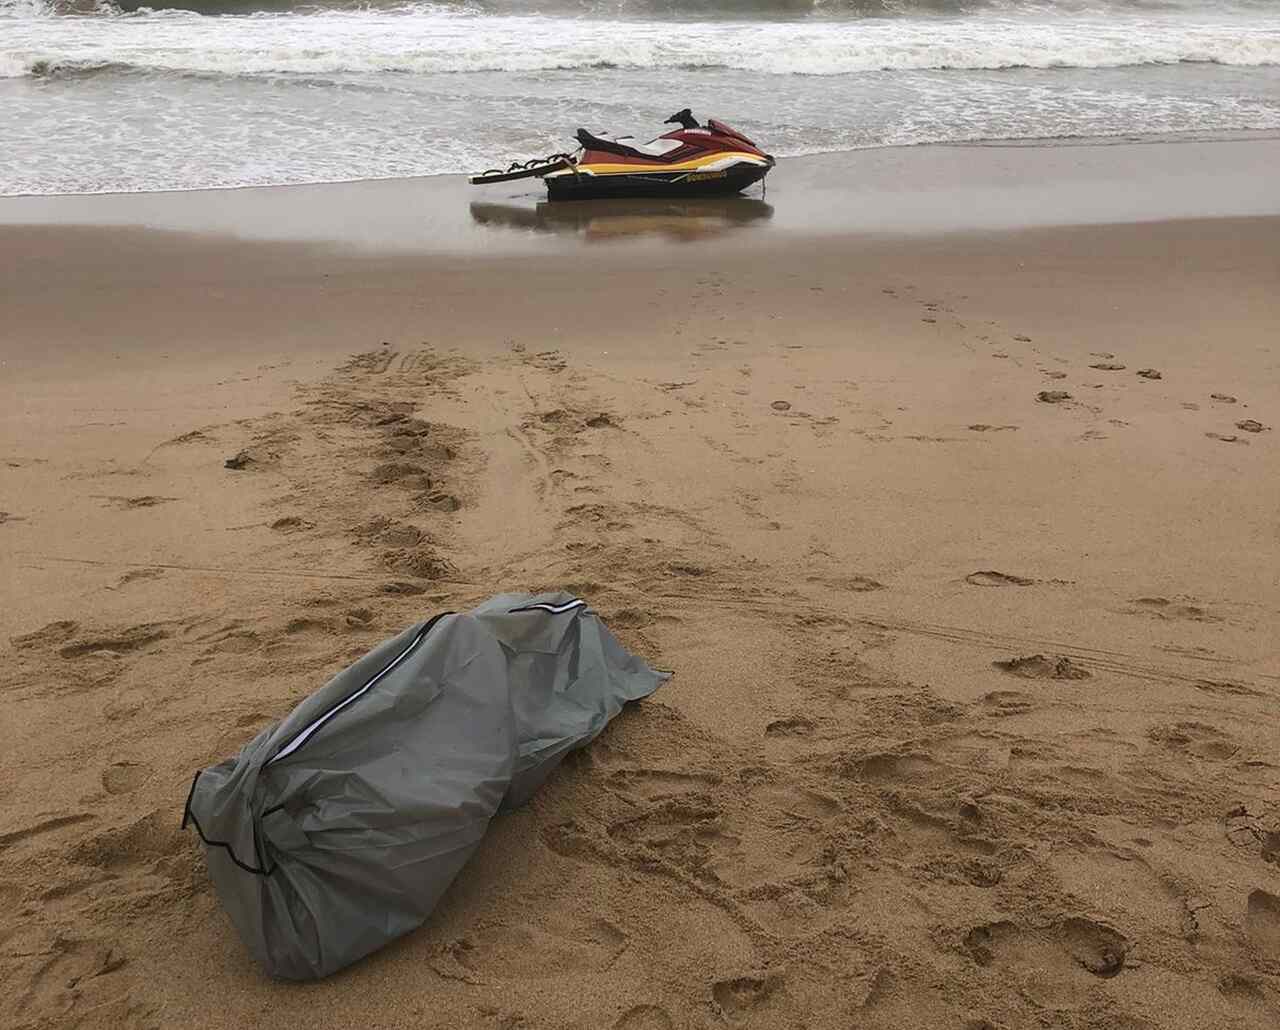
[3,156,1280,1029]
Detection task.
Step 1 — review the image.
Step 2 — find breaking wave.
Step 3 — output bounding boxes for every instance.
[4,10,1278,79]
[5,0,1275,16]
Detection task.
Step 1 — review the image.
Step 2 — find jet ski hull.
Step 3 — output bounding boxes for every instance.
[545,160,771,201]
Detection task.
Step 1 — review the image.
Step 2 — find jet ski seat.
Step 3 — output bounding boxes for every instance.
[576,129,685,160]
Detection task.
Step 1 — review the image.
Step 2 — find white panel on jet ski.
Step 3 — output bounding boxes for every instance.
[629,138,686,157]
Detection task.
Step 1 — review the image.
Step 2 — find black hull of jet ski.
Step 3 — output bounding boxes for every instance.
[545,163,770,202]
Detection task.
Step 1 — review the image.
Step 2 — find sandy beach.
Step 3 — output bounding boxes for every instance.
[3,141,1280,1029]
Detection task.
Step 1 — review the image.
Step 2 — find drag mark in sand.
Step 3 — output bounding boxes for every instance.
[993,654,1092,680]
[13,554,409,584]
[965,570,1036,587]
[848,612,1266,693]
[0,813,95,850]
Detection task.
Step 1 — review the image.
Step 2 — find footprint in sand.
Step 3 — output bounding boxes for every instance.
[1148,721,1239,761]
[669,562,707,577]
[757,785,840,823]
[204,629,261,655]
[389,537,455,578]
[965,916,1129,978]
[1236,419,1269,433]
[1246,889,1280,960]
[283,617,335,636]
[712,974,783,1018]
[1211,393,1238,403]
[1037,390,1072,404]
[418,492,462,513]
[114,569,164,588]
[1128,596,1219,622]
[965,570,1035,587]
[445,918,628,981]
[72,809,187,876]
[1089,362,1126,371]
[845,750,943,783]
[607,796,725,857]
[807,573,885,592]
[1225,803,1280,863]
[614,1005,674,1030]
[270,516,314,533]
[18,936,128,1018]
[1136,368,1162,380]
[379,524,423,548]
[981,690,1036,716]
[58,624,169,659]
[967,424,1019,432]
[371,461,431,487]
[600,609,660,631]
[604,768,720,799]
[764,716,816,738]
[167,428,211,445]
[1206,432,1247,444]
[103,496,178,510]
[223,449,258,470]
[379,580,428,595]
[101,761,152,795]
[993,655,1091,680]
[1217,973,1275,1021]
[344,608,375,628]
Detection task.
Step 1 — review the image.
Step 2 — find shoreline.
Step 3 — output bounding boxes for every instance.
[3,135,1279,255]
[3,128,1278,202]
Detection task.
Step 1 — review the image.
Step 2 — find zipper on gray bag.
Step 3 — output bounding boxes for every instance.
[265,612,452,767]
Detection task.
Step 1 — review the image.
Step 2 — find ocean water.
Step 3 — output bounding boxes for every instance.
[2,0,1278,195]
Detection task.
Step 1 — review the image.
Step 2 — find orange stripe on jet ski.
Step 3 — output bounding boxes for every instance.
[549,152,769,177]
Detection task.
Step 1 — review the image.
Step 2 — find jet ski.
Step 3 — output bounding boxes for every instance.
[469,109,774,201]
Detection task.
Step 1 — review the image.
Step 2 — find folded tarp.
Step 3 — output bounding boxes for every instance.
[183,592,668,979]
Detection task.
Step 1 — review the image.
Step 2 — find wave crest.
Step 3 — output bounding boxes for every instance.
[4,36,1278,79]
[4,0,1256,18]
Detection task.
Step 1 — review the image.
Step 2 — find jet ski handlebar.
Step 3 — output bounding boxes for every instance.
[664,109,701,130]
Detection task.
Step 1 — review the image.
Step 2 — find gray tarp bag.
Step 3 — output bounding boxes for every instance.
[182,592,667,979]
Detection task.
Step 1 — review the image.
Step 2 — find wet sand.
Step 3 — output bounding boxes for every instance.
[2,135,1278,250]
[3,140,1280,1029]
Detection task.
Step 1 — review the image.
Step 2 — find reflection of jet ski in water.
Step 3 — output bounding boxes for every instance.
[469,196,774,242]
[470,109,774,201]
